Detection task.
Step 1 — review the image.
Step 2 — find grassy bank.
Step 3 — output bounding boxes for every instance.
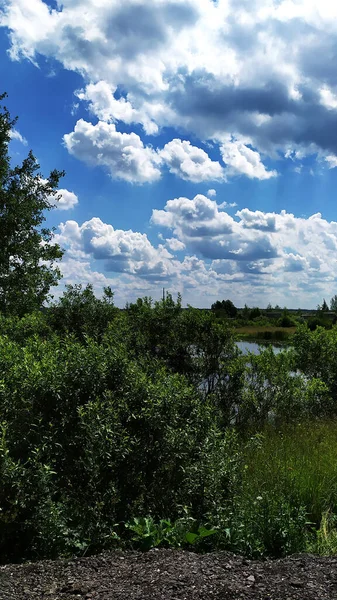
[235,325,296,342]
[122,422,337,558]
[236,421,337,556]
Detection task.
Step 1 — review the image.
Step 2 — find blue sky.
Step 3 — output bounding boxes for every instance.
[1,0,337,308]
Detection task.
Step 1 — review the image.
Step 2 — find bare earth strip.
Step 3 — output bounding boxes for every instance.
[0,550,336,600]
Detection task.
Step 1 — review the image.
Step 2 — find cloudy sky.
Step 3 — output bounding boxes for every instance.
[1,0,337,308]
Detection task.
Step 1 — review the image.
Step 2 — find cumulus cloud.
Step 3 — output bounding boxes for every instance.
[40,179,79,210]
[58,257,111,289]
[50,201,337,308]
[53,257,156,308]
[319,87,337,111]
[77,81,137,124]
[159,139,223,182]
[5,0,337,307]
[151,196,337,287]
[284,253,307,272]
[76,81,160,135]
[5,0,337,166]
[152,194,234,238]
[64,121,224,183]
[50,188,79,210]
[152,194,278,261]
[220,139,278,180]
[63,119,161,183]
[236,209,277,232]
[325,155,337,169]
[207,189,216,197]
[165,238,186,251]
[56,218,176,279]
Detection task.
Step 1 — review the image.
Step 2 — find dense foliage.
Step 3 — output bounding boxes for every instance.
[211,299,238,318]
[0,94,64,316]
[1,289,337,562]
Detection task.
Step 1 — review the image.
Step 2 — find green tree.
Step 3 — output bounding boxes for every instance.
[249,307,261,320]
[49,283,116,340]
[330,295,337,311]
[211,299,237,318]
[0,93,64,316]
[277,309,296,328]
[319,299,329,312]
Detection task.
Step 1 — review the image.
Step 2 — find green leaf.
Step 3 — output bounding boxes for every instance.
[185,532,199,544]
[197,526,217,539]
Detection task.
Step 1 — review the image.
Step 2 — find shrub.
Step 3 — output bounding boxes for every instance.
[0,330,221,560]
[249,307,261,320]
[277,314,296,328]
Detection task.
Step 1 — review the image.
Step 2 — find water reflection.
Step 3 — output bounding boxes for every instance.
[236,340,285,355]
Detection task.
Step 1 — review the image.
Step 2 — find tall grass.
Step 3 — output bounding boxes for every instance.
[236,327,295,342]
[231,421,337,556]
[243,421,337,524]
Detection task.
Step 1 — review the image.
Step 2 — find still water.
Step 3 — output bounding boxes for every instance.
[236,340,285,355]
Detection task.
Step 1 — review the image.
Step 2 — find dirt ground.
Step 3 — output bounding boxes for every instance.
[1,550,337,600]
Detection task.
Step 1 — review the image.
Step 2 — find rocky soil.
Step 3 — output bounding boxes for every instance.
[0,550,337,600]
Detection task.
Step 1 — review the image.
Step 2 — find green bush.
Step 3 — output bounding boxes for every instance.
[249,307,261,320]
[2,298,337,563]
[226,490,309,558]
[237,346,306,428]
[0,312,52,343]
[0,328,225,560]
[277,314,296,328]
[48,284,117,341]
[293,325,337,406]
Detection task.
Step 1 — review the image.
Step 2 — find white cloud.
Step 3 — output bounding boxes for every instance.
[236,208,277,231]
[5,0,337,165]
[151,196,337,291]
[58,257,110,289]
[76,81,160,136]
[63,119,161,183]
[220,139,278,180]
[159,139,223,182]
[56,217,176,278]
[283,253,307,272]
[50,201,337,308]
[165,238,186,251]
[51,188,79,210]
[64,122,225,183]
[77,81,137,124]
[207,189,216,197]
[325,155,337,169]
[218,201,238,208]
[319,87,337,111]
[9,128,27,145]
[5,0,337,307]
[40,179,79,210]
[152,195,278,262]
[152,194,234,239]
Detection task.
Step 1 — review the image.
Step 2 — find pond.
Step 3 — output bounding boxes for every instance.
[199,340,292,396]
[236,340,286,355]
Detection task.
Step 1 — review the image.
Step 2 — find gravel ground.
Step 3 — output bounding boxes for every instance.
[0,550,337,600]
